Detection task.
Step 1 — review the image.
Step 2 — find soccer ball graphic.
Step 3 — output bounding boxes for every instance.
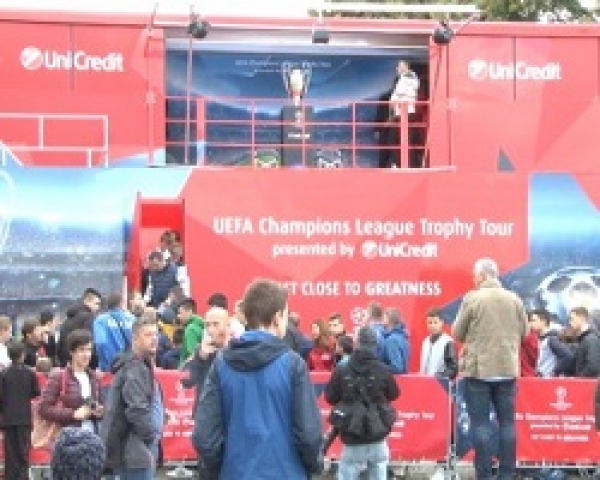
[533,266,600,323]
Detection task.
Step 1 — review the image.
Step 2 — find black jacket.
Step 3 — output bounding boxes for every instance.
[58,303,98,368]
[325,348,400,445]
[100,352,158,471]
[574,329,600,378]
[0,363,40,426]
[147,264,178,308]
[181,350,216,414]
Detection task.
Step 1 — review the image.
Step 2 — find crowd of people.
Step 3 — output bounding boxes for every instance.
[0,245,599,479]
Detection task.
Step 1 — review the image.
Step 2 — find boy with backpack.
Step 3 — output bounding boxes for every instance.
[325,326,399,480]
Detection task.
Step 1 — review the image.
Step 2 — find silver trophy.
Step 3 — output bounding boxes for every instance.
[282,61,312,106]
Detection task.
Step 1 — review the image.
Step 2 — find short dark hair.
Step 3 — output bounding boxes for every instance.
[242,279,288,329]
[328,313,342,322]
[208,292,228,310]
[21,318,39,339]
[172,328,184,345]
[40,310,55,326]
[337,335,354,355]
[367,302,383,320]
[8,341,25,362]
[83,288,101,300]
[528,309,550,324]
[67,329,93,353]
[106,292,122,310]
[570,306,589,319]
[178,298,197,313]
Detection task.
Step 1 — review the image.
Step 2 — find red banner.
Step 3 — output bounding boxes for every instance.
[516,377,600,463]
[311,373,451,461]
[15,371,599,466]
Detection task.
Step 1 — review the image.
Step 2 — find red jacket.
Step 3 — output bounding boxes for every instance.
[307,346,335,371]
[520,332,539,377]
[38,366,102,427]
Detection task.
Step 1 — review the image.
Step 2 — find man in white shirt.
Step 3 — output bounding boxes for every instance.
[378,60,422,168]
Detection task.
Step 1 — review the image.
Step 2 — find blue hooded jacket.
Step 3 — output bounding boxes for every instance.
[192,330,323,480]
[383,323,410,374]
[93,309,135,372]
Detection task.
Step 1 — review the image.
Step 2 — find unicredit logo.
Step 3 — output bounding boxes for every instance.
[20,46,124,72]
[468,59,561,81]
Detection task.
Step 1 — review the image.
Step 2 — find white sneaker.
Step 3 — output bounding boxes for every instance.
[430,467,446,480]
[166,465,194,478]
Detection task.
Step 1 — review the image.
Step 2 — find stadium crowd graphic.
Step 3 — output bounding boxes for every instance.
[0,230,599,479]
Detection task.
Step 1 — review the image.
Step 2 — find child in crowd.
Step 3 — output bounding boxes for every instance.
[0,341,41,480]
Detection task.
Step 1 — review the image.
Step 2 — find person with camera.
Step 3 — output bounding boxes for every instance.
[39,329,104,434]
[324,326,399,480]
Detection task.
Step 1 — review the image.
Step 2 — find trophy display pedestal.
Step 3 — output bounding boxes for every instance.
[281,105,314,167]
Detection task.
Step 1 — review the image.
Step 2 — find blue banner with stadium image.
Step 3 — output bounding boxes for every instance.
[165,42,427,167]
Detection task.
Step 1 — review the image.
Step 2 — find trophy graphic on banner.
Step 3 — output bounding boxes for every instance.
[280,61,315,167]
[282,61,312,107]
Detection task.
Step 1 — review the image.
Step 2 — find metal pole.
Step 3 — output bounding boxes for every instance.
[184,11,194,165]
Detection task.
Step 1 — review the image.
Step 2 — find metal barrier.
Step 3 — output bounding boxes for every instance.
[166,96,430,168]
[3,373,596,475]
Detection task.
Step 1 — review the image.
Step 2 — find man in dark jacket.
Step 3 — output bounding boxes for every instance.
[181,306,229,479]
[100,318,163,480]
[569,306,600,378]
[144,251,180,309]
[325,326,400,480]
[58,287,101,367]
[193,279,323,480]
[182,307,229,415]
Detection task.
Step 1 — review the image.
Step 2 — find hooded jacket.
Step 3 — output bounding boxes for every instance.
[324,348,400,445]
[93,308,135,372]
[192,330,323,480]
[383,323,410,374]
[100,351,158,471]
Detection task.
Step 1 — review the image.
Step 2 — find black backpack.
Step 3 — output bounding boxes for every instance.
[328,370,396,441]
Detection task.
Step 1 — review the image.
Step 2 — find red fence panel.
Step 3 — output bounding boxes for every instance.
[15,370,600,467]
[516,377,600,464]
[157,369,197,462]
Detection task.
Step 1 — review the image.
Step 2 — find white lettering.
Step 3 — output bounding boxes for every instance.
[21,46,124,72]
[469,58,562,82]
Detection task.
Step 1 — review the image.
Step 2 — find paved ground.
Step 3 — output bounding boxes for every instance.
[29,463,596,479]
[153,464,597,479]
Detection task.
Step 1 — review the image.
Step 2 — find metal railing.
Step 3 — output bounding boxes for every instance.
[0,113,109,167]
[166,96,433,169]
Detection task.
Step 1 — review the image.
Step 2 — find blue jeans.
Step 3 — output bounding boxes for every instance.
[117,443,158,480]
[117,469,154,480]
[338,440,389,480]
[464,378,516,480]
